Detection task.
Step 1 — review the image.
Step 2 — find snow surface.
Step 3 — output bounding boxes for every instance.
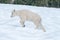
[0,4,60,40]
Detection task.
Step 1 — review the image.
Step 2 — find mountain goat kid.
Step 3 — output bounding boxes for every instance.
[11,9,46,32]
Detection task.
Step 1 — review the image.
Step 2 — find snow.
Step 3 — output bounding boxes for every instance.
[0,4,60,40]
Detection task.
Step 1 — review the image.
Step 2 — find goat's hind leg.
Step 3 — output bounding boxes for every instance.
[39,23,46,32]
[34,21,46,32]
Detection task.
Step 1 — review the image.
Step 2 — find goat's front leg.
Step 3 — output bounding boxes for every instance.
[20,16,27,27]
[20,20,25,27]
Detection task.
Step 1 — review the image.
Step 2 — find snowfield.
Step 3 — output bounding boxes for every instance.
[0,4,60,40]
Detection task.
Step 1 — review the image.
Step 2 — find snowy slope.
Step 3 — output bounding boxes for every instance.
[0,4,60,40]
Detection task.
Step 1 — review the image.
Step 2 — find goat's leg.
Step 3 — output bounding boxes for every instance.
[34,20,46,32]
[20,20,25,27]
[39,23,46,32]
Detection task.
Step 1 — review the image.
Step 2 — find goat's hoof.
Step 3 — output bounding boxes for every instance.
[23,25,25,27]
